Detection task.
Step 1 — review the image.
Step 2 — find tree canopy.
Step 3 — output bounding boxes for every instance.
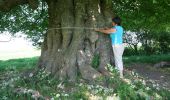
[0,0,170,54]
[0,0,170,45]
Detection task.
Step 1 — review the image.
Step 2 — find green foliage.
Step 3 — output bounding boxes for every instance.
[114,0,170,55]
[152,31,170,53]
[70,87,88,100]
[91,54,100,69]
[106,65,139,99]
[113,0,170,32]
[124,30,170,55]
[113,0,170,56]
[0,1,48,46]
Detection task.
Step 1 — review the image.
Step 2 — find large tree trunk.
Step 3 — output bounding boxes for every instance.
[38,0,114,82]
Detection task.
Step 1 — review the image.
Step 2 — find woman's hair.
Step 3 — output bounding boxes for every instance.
[112,16,121,25]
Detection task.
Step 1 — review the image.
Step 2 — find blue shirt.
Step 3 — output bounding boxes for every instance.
[110,26,124,45]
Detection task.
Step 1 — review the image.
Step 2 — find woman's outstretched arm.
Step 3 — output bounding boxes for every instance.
[95,28,116,34]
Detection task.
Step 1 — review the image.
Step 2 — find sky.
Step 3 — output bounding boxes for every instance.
[0,32,40,60]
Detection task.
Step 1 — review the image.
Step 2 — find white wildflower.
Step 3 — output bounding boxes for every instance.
[79,83,83,86]
[104,89,109,94]
[155,93,162,99]
[146,87,150,90]
[57,83,64,89]
[142,80,146,85]
[28,89,34,93]
[156,87,160,90]
[29,73,33,77]
[94,89,99,94]
[2,96,8,100]
[55,93,60,98]
[130,85,135,88]
[50,98,55,100]
[64,93,69,96]
[98,88,103,92]
[131,71,135,76]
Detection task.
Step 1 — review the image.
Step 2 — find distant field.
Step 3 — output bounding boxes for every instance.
[0,49,41,60]
[0,33,41,60]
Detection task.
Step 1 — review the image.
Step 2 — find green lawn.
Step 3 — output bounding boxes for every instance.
[124,54,170,64]
[0,57,39,71]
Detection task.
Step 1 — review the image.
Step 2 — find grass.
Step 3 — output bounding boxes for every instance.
[0,57,39,71]
[0,54,170,99]
[1,54,169,71]
[124,54,170,64]
[1,64,170,100]
[91,54,100,69]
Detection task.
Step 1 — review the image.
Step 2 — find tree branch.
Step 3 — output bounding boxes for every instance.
[27,0,39,10]
[0,0,27,12]
[0,0,39,12]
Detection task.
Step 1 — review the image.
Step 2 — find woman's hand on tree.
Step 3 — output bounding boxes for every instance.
[94,28,100,32]
[104,27,109,30]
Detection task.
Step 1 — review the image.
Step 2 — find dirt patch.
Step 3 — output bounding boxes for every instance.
[127,63,170,90]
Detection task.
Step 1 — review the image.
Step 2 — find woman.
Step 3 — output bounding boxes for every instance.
[95,16,124,78]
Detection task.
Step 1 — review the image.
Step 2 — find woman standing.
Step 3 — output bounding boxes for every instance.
[95,16,125,78]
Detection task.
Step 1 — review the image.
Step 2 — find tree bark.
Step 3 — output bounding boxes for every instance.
[38,0,115,82]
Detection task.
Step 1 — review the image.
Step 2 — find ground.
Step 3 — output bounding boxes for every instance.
[127,63,170,90]
[0,54,170,99]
